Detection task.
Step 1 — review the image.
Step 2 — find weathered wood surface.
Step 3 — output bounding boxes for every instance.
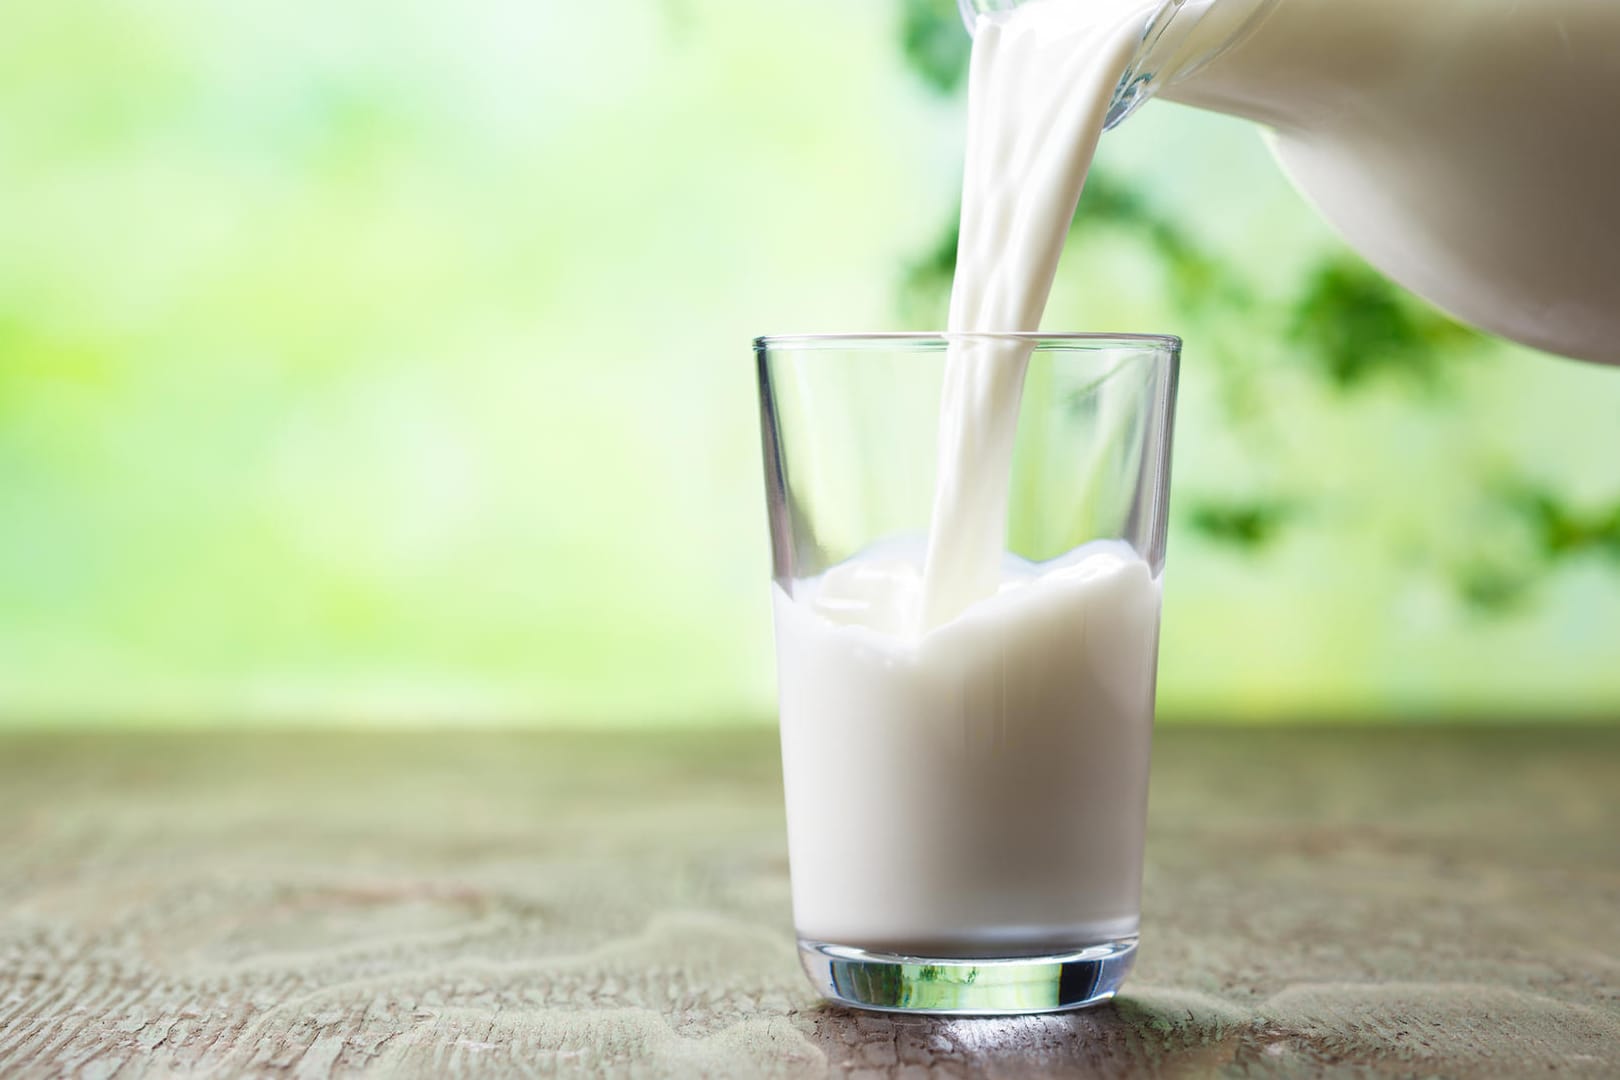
[1,727,1617,1078]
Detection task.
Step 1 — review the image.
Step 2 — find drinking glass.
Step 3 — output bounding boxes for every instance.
[755,332,1180,1014]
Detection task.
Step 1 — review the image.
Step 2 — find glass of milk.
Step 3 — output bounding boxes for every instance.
[756,332,1180,1014]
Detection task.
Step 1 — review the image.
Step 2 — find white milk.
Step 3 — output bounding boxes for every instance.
[775,0,1162,955]
[775,541,1161,955]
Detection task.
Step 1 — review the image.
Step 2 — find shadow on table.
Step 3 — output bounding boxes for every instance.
[798,992,1247,1075]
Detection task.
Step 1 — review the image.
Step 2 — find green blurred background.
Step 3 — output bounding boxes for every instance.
[2,0,1616,727]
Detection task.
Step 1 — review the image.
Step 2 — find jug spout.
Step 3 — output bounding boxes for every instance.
[959,0,1279,129]
[958,0,1018,22]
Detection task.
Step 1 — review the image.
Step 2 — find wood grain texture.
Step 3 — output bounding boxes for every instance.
[0,728,1617,1078]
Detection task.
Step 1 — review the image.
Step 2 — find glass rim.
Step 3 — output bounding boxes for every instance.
[754,331,1181,353]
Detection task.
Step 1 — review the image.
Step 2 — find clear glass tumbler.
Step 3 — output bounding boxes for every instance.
[755,332,1180,1015]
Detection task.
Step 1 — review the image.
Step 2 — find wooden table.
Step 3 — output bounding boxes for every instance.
[1,728,1617,1078]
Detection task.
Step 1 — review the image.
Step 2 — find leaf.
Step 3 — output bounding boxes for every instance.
[1500,485,1620,563]
[1288,257,1480,390]
[1183,499,1296,551]
[900,0,972,95]
[897,214,959,325]
[1456,561,1537,615]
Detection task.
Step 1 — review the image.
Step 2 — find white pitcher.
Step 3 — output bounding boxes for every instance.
[963,0,1620,366]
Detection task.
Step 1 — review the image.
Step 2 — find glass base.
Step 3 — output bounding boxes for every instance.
[798,936,1137,1016]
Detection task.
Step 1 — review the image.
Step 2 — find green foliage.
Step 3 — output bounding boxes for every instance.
[1507,487,1620,563]
[1185,500,1295,552]
[898,218,959,326]
[1452,481,1620,615]
[900,0,972,95]
[1455,562,1536,615]
[1289,258,1479,390]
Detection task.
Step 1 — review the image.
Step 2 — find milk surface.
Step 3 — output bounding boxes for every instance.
[775,0,1163,956]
